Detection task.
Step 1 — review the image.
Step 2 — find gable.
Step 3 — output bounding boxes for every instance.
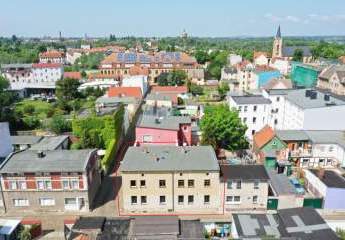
[262,136,287,152]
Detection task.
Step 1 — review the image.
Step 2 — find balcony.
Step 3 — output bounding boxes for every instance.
[289,148,312,158]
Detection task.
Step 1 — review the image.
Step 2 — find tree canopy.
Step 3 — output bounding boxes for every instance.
[0,76,18,125]
[200,104,248,151]
[292,49,304,62]
[157,70,187,86]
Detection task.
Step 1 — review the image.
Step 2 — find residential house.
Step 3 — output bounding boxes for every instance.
[318,65,345,96]
[11,135,43,151]
[151,86,188,105]
[39,50,65,64]
[231,207,339,239]
[228,94,272,139]
[304,169,345,210]
[145,92,173,108]
[253,51,270,66]
[63,72,82,81]
[221,165,269,212]
[0,149,101,213]
[78,73,120,90]
[119,146,221,214]
[228,61,256,92]
[228,54,242,66]
[262,77,292,90]
[121,75,148,95]
[269,58,290,75]
[0,123,12,160]
[254,65,282,88]
[95,96,139,118]
[135,114,192,146]
[107,87,142,100]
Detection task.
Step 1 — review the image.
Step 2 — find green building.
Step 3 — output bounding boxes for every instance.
[290,62,322,88]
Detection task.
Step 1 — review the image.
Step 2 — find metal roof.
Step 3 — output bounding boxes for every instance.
[10,135,43,145]
[221,165,269,181]
[309,169,345,188]
[276,130,310,141]
[120,146,219,172]
[0,149,96,173]
[30,136,69,151]
[231,95,272,105]
[267,170,296,196]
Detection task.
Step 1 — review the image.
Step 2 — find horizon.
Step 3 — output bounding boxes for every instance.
[1,0,345,38]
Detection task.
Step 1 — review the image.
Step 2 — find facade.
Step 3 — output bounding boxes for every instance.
[228,54,242,66]
[253,51,269,66]
[39,50,65,64]
[100,52,204,84]
[121,75,148,95]
[228,95,272,139]
[119,146,221,214]
[221,165,269,212]
[254,66,282,88]
[304,169,345,210]
[135,114,192,146]
[0,122,12,159]
[269,58,290,75]
[318,65,345,96]
[0,149,101,213]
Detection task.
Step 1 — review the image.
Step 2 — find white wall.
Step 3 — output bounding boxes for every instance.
[303,106,345,131]
[0,122,12,158]
[122,75,148,95]
[304,169,327,197]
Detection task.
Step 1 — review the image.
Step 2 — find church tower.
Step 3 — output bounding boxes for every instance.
[272,25,283,58]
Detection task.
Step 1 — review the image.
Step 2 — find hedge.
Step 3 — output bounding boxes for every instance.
[101,139,117,171]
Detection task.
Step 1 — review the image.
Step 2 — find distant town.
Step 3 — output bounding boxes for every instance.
[0,26,345,239]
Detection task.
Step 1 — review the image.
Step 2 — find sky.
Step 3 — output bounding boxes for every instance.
[1,0,345,37]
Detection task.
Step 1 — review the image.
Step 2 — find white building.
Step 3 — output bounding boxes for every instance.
[228,94,271,139]
[0,122,12,159]
[270,58,290,75]
[253,52,269,66]
[66,49,83,65]
[121,75,148,95]
[39,50,65,64]
[228,54,242,66]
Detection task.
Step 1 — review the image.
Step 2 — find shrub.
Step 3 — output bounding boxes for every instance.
[102,139,117,171]
[23,116,40,129]
[23,104,35,115]
[49,115,72,134]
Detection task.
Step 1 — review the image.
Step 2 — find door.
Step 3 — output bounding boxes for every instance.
[267,198,278,210]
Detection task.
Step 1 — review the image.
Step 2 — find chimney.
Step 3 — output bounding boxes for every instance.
[318,169,325,180]
[324,94,330,101]
[37,151,45,158]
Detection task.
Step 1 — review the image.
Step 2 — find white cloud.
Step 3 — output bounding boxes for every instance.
[264,13,345,24]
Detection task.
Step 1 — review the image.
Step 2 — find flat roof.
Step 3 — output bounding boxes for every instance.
[11,135,43,145]
[310,169,345,188]
[267,170,296,196]
[30,136,69,151]
[146,92,173,101]
[231,95,272,105]
[0,149,96,173]
[120,146,219,172]
[137,114,191,130]
[95,96,137,105]
[276,130,310,141]
[132,216,179,238]
[220,165,269,181]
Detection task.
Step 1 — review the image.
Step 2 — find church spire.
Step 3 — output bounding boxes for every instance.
[276,25,281,39]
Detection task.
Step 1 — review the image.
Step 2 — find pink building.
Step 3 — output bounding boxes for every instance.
[135,115,192,146]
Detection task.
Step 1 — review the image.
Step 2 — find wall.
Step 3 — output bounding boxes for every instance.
[120,171,221,214]
[135,127,178,145]
[304,170,327,197]
[0,122,12,158]
[324,188,345,209]
[303,106,345,131]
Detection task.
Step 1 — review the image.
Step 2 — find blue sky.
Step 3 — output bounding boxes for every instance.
[1,0,345,37]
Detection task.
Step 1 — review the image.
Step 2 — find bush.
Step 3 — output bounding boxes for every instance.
[70,142,82,150]
[23,116,40,129]
[23,104,35,115]
[102,139,117,171]
[190,83,204,95]
[49,115,72,134]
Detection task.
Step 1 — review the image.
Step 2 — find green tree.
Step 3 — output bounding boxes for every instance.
[292,49,304,62]
[189,83,204,95]
[157,70,187,86]
[206,51,228,80]
[56,77,81,103]
[194,50,209,64]
[49,115,72,134]
[218,82,230,100]
[19,227,31,240]
[0,76,18,124]
[336,228,345,240]
[200,104,248,151]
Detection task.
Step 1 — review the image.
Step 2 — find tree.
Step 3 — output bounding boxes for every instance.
[18,227,31,240]
[206,51,228,80]
[292,49,304,62]
[336,228,345,240]
[200,104,248,151]
[218,82,230,100]
[157,70,187,86]
[56,77,81,102]
[194,50,209,64]
[189,83,204,95]
[0,76,18,124]
[49,115,72,134]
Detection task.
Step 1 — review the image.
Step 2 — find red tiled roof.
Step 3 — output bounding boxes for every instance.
[129,65,149,76]
[64,72,82,80]
[39,50,64,58]
[254,51,270,59]
[88,73,120,80]
[253,125,275,149]
[32,63,62,68]
[151,86,188,93]
[107,87,142,98]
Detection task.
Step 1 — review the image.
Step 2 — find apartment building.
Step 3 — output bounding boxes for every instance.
[39,50,65,64]
[119,146,221,214]
[228,94,271,139]
[0,149,101,213]
[318,65,345,96]
[100,52,204,84]
[221,165,269,212]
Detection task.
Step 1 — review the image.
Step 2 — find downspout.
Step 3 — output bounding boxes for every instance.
[172,172,175,212]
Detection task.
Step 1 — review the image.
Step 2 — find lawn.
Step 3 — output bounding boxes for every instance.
[15,99,54,119]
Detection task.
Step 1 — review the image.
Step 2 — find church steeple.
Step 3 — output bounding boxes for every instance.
[276,25,281,39]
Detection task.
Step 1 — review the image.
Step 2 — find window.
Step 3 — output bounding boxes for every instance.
[18,181,27,190]
[238,106,242,112]
[140,180,146,187]
[62,180,69,189]
[178,180,184,188]
[244,106,248,112]
[254,180,259,189]
[131,196,137,205]
[253,196,258,204]
[178,195,184,204]
[204,195,210,204]
[37,180,44,190]
[159,180,166,188]
[243,117,247,123]
[13,199,29,207]
[130,180,136,188]
[253,117,256,123]
[236,180,241,189]
[227,180,232,189]
[226,196,233,203]
[253,105,257,112]
[71,180,78,190]
[160,196,166,204]
[39,198,55,206]
[143,135,153,143]
[252,130,256,135]
[204,179,211,187]
[276,97,280,102]
[188,180,195,188]
[141,196,147,204]
[329,146,334,152]
[9,181,17,190]
[234,196,241,203]
[188,195,194,204]
[274,119,278,125]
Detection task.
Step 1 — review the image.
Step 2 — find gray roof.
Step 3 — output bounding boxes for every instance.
[223,66,238,74]
[319,65,345,82]
[268,170,296,196]
[309,169,345,188]
[269,88,345,109]
[276,130,310,142]
[11,135,43,145]
[179,220,204,239]
[95,96,137,105]
[306,130,345,149]
[137,114,191,130]
[0,149,96,173]
[231,95,272,105]
[282,46,312,57]
[120,146,219,172]
[30,136,69,151]
[146,93,173,101]
[233,207,338,240]
[1,64,32,69]
[221,165,269,181]
[132,216,179,239]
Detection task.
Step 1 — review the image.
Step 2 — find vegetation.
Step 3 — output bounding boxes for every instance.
[49,115,72,134]
[292,49,304,62]
[189,83,204,96]
[206,51,228,80]
[64,52,104,71]
[200,104,248,151]
[218,82,230,100]
[18,226,32,240]
[311,41,345,59]
[157,70,187,86]
[0,76,18,126]
[336,228,345,240]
